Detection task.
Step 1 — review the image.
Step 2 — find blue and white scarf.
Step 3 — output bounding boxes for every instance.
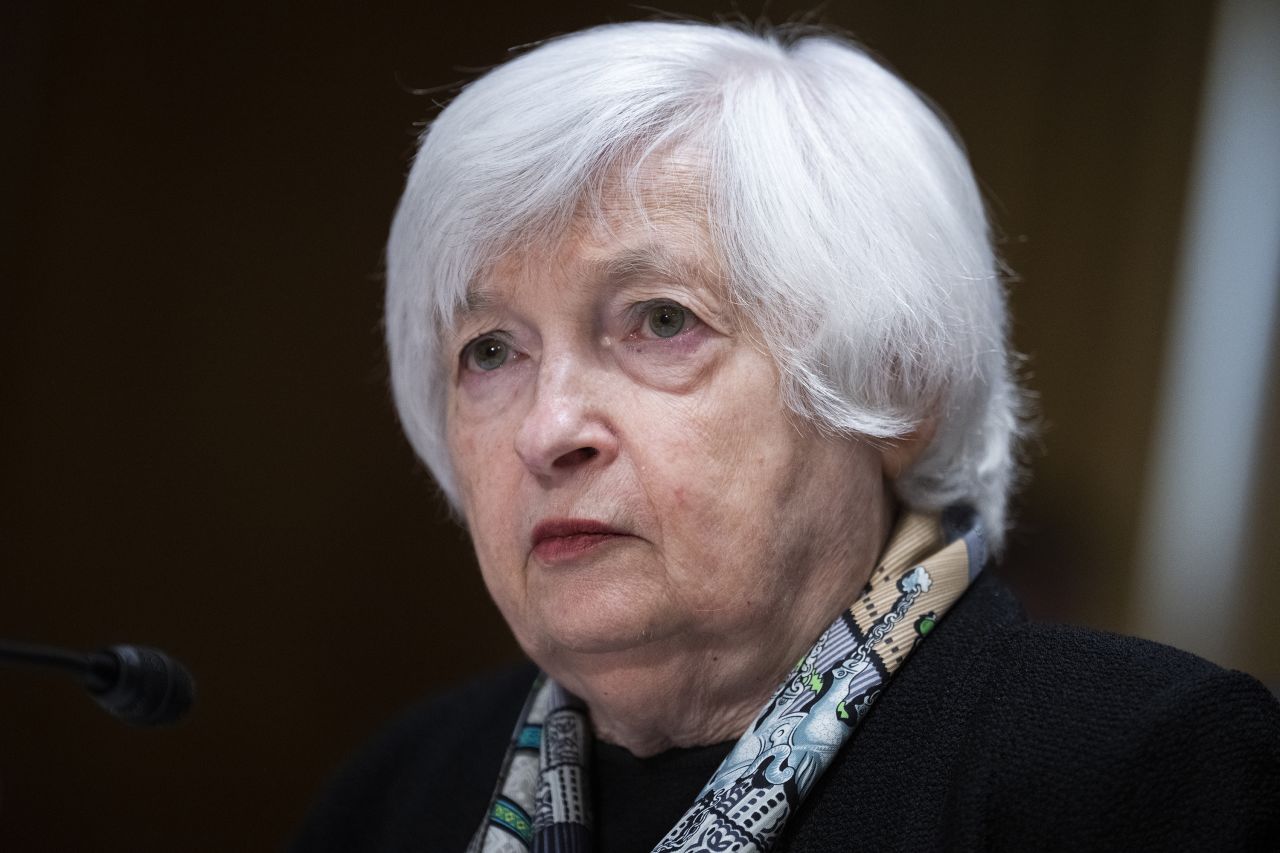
[468,509,986,853]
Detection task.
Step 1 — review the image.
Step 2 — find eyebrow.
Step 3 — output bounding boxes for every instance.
[458,242,716,321]
[460,287,496,317]
[585,243,710,290]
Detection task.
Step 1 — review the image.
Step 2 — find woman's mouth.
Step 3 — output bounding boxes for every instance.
[530,519,630,564]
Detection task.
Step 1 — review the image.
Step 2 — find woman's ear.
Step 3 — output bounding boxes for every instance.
[880,417,938,481]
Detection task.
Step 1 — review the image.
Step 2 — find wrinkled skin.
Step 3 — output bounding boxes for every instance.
[444,172,913,755]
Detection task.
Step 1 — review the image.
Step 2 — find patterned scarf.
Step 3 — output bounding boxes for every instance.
[468,508,986,853]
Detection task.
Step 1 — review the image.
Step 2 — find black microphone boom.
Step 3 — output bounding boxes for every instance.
[0,640,195,726]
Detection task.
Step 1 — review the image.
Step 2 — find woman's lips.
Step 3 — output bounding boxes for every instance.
[531,519,630,564]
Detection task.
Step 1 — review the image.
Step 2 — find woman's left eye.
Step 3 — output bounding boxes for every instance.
[641,302,693,339]
[463,335,511,371]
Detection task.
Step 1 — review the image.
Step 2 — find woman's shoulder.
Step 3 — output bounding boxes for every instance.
[973,595,1280,751]
[787,574,1280,851]
[937,570,1276,715]
[962,612,1280,845]
[942,579,1280,848]
[940,574,1278,786]
[289,660,538,853]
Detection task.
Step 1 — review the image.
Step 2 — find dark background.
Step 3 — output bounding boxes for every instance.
[3,2,1276,851]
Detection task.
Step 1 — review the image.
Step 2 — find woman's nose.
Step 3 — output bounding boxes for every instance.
[513,358,619,480]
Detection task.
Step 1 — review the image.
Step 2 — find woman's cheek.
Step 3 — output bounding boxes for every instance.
[456,357,531,407]
[616,327,718,392]
[451,363,531,491]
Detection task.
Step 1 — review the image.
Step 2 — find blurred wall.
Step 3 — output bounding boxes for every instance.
[3,2,1272,851]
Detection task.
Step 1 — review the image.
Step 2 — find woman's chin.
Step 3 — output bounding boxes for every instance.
[528,608,671,658]
[515,556,678,656]
[516,593,680,661]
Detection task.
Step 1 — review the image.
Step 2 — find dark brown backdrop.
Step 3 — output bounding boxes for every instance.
[5,2,1273,851]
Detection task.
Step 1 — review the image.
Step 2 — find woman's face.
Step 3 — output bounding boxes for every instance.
[443,192,893,683]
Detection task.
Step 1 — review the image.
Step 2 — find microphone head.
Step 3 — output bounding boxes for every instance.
[88,645,196,726]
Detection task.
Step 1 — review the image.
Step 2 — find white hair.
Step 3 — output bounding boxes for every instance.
[386,21,1024,551]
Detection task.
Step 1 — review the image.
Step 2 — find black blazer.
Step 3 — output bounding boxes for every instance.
[291,573,1280,852]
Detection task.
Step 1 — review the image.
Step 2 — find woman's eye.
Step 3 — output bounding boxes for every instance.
[645,303,687,338]
[465,336,510,371]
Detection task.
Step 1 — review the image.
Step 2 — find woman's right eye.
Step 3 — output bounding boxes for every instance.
[464,336,510,372]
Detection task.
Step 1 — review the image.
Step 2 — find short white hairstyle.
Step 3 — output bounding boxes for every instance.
[386,21,1024,550]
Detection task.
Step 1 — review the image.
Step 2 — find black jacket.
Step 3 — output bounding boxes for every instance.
[292,573,1280,851]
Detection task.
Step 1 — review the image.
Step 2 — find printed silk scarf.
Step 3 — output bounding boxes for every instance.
[468,508,986,853]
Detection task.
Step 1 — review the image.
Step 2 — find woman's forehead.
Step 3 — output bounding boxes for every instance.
[462,204,725,314]
[459,144,717,297]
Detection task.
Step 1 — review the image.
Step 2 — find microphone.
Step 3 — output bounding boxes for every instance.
[0,640,196,726]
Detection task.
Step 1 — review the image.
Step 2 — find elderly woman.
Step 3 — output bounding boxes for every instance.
[294,21,1279,853]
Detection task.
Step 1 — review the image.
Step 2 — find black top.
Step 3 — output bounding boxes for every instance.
[594,739,732,853]
[290,573,1280,852]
